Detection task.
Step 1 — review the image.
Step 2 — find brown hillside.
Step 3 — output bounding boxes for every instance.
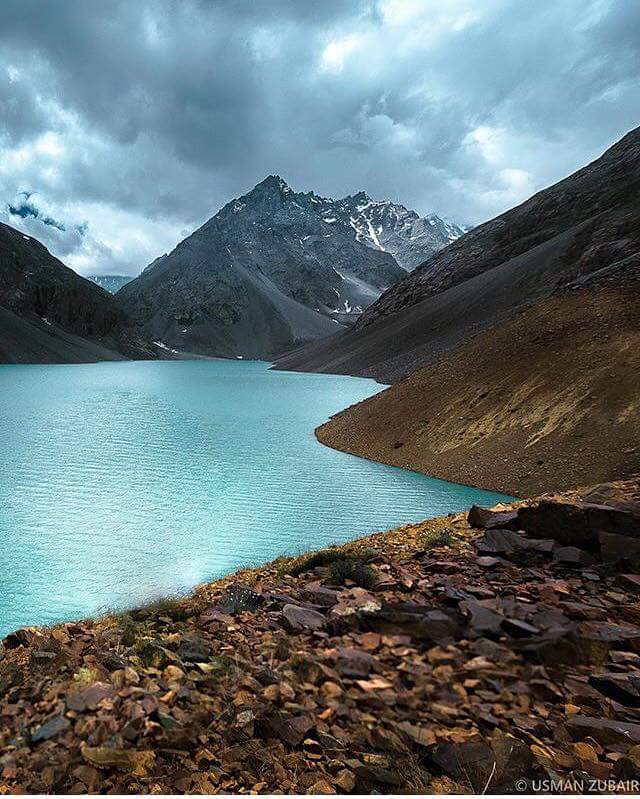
[317,279,640,497]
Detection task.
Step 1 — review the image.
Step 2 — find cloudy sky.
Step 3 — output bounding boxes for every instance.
[1,0,638,276]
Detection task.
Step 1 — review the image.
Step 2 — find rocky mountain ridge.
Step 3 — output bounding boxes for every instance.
[355,126,640,332]
[86,275,133,294]
[116,176,412,359]
[310,190,467,270]
[276,126,640,382]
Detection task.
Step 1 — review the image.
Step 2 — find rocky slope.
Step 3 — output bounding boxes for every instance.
[276,126,640,382]
[312,191,467,270]
[0,223,153,364]
[355,125,640,333]
[316,271,640,497]
[2,480,640,793]
[116,177,463,360]
[86,275,133,294]
[116,177,404,358]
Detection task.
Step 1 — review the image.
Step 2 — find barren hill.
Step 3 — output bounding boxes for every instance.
[278,127,640,496]
[317,272,640,497]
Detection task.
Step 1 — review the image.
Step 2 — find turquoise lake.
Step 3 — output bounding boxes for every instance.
[0,359,513,635]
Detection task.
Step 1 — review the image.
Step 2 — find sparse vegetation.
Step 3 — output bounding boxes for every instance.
[70,666,100,689]
[285,544,379,577]
[220,584,262,613]
[328,557,377,588]
[115,612,141,646]
[421,527,453,551]
[286,546,351,576]
[130,594,194,622]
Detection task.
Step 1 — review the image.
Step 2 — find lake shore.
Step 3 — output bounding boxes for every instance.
[313,285,640,499]
[1,476,640,793]
[0,359,513,636]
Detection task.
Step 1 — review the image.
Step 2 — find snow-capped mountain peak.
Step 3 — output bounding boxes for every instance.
[308,190,467,270]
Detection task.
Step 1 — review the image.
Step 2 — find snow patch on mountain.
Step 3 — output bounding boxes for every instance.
[310,189,468,270]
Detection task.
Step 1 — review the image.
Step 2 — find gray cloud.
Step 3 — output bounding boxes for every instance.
[8,192,68,231]
[0,0,638,275]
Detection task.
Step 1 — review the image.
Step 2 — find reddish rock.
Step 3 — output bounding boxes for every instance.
[600,531,640,562]
[66,682,116,712]
[358,604,463,643]
[553,546,597,566]
[565,716,640,746]
[281,604,325,633]
[468,506,520,530]
[518,500,640,547]
[616,574,640,594]
[589,672,640,707]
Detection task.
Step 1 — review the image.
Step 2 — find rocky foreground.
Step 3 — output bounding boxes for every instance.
[1,479,640,793]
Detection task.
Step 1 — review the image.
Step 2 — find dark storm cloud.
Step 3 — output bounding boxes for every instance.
[0,0,638,275]
[8,192,67,231]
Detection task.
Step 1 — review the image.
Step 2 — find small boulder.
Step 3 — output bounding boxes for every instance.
[564,715,640,746]
[303,582,340,607]
[431,733,533,792]
[464,599,503,635]
[334,647,378,678]
[476,556,504,569]
[359,604,462,643]
[589,672,640,707]
[66,682,116,712]
[2,628,38,650]
[600,531,640,563]
[501,618,541,638]
[476,529,527,555]
[476,528,554,557]
[281,604,325,633]
[553,546,597,566]
[256,710,314,746]
[468,506,519,530]
[176,633,212,663]
[31,713,70,743]
[219,584,263,614]
[517,500,640,548]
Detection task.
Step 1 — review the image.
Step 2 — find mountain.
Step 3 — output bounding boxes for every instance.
[0,223,153,364]
[317,268,640,496]
[276,126,640,382]
[313,191,467,270]
[86,274,133,293]
[116,176,407,359]
[277,126,640,495]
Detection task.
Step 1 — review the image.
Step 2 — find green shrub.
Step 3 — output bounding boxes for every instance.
[220,584,262,614]
[116,613,141,646]
[129,594,191,623]
[288,543,380,575]
[328,557,377,589]
[421,528,453,551]
[70,666,100,689]
[287,547,350,577]
[358,547,379,563]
